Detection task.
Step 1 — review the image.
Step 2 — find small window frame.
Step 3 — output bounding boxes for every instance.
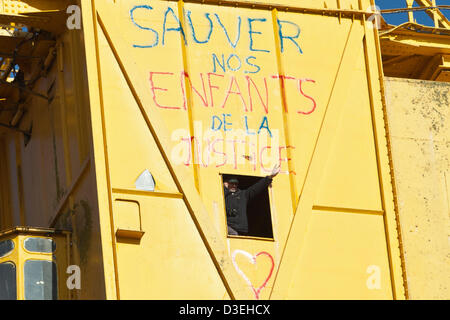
[221,173,275,241]
[22,237,56,255]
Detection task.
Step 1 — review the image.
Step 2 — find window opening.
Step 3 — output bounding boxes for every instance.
[222,173,274,239]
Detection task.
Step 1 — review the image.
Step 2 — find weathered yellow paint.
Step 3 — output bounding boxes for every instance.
[384,77,450,300]
[84,0,404,299]
[0,0,422,300]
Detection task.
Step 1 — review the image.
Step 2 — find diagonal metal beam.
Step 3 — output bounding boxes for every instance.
[413,0,450,29]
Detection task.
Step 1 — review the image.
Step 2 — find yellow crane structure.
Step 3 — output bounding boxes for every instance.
[0,0,448,300]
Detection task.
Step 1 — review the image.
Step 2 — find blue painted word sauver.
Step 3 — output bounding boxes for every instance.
[130,4,303,54]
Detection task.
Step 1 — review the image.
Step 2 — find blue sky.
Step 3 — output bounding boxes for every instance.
[375,0,450,26]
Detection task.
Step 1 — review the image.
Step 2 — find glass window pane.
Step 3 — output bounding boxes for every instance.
[0,262,17,300]
[24,260,57,300]
[0,240,14,258]
[24,238,56,253]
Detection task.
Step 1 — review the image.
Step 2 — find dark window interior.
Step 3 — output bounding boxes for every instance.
[0,239,14,258]
[0,262,17,300]
[222,174,274,239]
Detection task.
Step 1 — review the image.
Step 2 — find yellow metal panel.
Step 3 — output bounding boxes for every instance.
[278,14,354,208]
[114,200,141,232]
[314,39,382,211]
[226,237,278,300]
[97,31,179,193]
[287,210,392,299]
[384,78,450,299]
[113,192,228,299]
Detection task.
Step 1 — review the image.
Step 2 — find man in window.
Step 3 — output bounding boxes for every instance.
[224,165,280,236]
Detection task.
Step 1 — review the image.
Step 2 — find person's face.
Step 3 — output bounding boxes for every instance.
[228,182,238,192]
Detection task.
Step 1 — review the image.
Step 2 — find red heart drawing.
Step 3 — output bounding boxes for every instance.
[232,250,275,300]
